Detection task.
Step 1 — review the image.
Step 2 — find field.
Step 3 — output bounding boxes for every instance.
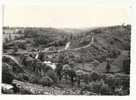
[2,25,130,95]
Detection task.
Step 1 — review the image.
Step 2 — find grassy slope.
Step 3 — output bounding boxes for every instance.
[66,25,131,73]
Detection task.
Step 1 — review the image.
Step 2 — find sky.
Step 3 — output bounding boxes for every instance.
[3,5,130,28]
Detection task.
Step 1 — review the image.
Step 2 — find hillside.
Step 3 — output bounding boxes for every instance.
[2,25,131,95]
[3,25,131,72]
[57,25,131,73]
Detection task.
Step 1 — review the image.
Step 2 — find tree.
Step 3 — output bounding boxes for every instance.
[9,34,12,41]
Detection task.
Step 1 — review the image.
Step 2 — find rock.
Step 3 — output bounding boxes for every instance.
[1,83,14,94]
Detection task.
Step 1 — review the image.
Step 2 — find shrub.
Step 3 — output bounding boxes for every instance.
[46,70,58,83]
[17,43,26,50]
[123,59,130,74]
[90,72,100,81]
[114,74,130,90]
[16,73,29,81]
[2,63,22,84]
[100,81,112,95]
[101,73,130,95]
[87,79,112,95]
[3,43,10,50]
[28,75,40,84]
[39,76,54,86]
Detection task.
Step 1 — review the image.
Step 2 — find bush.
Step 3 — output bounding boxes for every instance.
[100,83,112,95]
[46,70,58,83]
[2,62,16,83]
[114,74,130,90]
[33,35,48,46]
[87,79,112,95]
[101,73,130,95]
[16,73,29,81]
[29,76,39,84]
[39,76,54,86]
[90,72,100,81]
[123,59,130,74]
[3,43,10,50]
[17,43,26,50]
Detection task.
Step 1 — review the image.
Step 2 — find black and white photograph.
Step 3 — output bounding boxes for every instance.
[1,4,131,95]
